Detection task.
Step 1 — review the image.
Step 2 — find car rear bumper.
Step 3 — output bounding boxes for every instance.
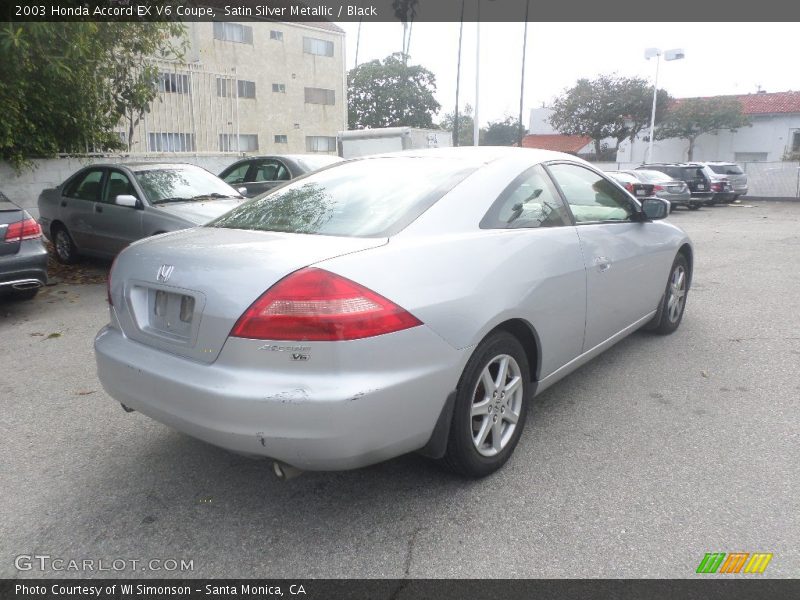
[0,240,48,290]
[94,322,465,471]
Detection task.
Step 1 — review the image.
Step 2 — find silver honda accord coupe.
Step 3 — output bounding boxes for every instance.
[95,147,692,478]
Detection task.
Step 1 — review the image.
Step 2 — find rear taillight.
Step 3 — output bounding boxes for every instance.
[653,185,665,192]
[4,217,41,242]
[624,183,634,193]
[710,182,723,192]
[231,268,422,341]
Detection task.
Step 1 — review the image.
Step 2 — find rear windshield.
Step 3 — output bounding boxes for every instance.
[631,170,672,183]
[708,164,744,175]
[208,157,477,238]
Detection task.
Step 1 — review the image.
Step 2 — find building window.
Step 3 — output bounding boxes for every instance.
[216,78,232,97]
[734,152,769,162]
[272,83,286,93]
[306,136,336,153]
[303,37,334,57]
[237,80,256,99]
[274,135,288,144]
[213,22,253,44]
[792,131,800,152]
[270,30,283,41]
[217,78,255,98]
[159,72,190,94]
[219,134,259,152]
[304,87,335,105]
[148,133,196,152]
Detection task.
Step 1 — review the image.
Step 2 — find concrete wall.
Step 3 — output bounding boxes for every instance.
[617,114,800,164]
[0,154,241,218]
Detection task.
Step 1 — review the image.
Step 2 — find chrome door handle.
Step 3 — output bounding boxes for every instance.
[594,256,611,272]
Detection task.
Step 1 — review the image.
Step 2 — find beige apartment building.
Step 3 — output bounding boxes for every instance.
[126,21,346,156]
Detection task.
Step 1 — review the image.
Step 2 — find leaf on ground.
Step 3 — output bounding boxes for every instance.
[30,332,44,336]
[45,332,62,339]
[701,370,709,378]
[76,390,96,396]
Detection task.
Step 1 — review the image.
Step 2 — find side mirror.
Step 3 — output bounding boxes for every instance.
[641,197,670,220]
[237,187,248,196]
[115,194,140,209]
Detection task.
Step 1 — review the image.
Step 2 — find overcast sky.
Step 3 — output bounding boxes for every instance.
[337,22,798,127]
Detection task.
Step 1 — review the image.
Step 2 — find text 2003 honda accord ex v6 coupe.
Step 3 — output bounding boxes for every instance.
[95,148,692,478]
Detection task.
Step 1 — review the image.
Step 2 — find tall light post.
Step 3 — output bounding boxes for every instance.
[644,47,685,163]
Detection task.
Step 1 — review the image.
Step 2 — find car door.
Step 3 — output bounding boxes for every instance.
[60,168,106,251]
[546,162,666,352]
[90,168,144,255]
[480,164,586,376]
[242,159,292,196]
[219,160,252,195]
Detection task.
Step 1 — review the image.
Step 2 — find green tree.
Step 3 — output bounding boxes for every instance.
[656,97,750,160]
[483,116,527,146]
[0,22,186,169]
[348,53,441,129]
[439,104,481,146]
[549,74,670,156]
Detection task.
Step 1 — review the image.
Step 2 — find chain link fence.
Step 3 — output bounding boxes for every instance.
[592,161,800,198]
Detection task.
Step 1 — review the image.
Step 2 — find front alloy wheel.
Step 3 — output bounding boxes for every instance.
[647,252,689,335]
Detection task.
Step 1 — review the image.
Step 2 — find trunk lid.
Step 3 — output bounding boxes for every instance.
[110,226,387,363]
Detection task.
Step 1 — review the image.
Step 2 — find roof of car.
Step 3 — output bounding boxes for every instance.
[82,162,204,172]
[230,154,343,163]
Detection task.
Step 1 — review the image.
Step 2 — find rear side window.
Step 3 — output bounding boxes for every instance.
[65,169,104,201]
[209,157,476,238]
[709,164,744,175]
[481,165,570,229]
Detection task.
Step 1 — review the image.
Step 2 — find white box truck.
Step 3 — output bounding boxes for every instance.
[337,127,452,159]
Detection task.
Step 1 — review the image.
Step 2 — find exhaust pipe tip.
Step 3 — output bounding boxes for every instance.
[272,461,304,481]
[11,280,42,291]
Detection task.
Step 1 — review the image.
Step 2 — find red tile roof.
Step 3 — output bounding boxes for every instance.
[677,91,800,115]
[735,91,800,115]
[520,134,593,153]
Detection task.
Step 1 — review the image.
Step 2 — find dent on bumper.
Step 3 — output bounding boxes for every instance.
[94,325,463,470]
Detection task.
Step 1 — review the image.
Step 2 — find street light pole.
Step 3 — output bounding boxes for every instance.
[645,47,685,164]
[647,51,661,164]
[474,1,480,147]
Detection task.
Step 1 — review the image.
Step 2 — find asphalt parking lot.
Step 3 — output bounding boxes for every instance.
[1,201,799,579]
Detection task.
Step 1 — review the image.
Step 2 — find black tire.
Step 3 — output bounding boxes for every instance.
[688,203,701,211]
[441,331,530,478]
[647,253,690,335]
[52,225,79,264]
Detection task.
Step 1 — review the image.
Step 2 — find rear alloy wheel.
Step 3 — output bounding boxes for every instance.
[647,253,689,335]
[53,225,78,264]
[442,331,530,478]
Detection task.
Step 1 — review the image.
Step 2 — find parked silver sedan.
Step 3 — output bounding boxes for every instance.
[95,148,692,478]
[38,163,245,263]
[622,169,697,211]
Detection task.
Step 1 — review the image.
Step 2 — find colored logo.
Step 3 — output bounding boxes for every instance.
[696,552,772,574]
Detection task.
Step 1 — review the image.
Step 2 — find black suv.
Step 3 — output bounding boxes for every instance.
[636,163,735,206]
